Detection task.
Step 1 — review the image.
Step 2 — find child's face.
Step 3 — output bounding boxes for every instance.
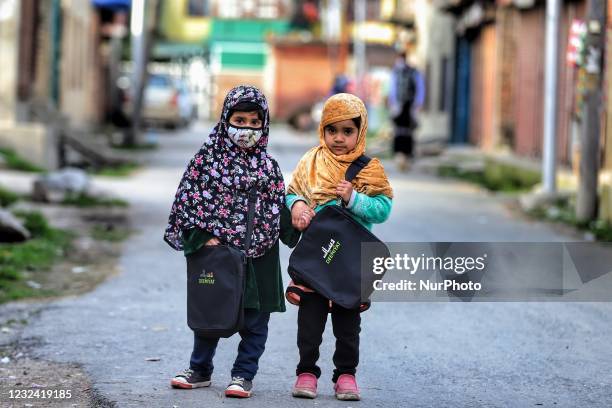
[323,119,359,155]
[229,111,262,129]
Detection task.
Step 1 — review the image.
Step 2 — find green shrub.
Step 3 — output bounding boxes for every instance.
[0,211,72,303]
[111,142,157,151]
[527,197,612,242]
[438,159,541,193]
[61,192,128,208]
[0,266,21,281]
[482,160,540,192]
[95,162,140,177]
[0,186,20,207]
[91,224,129,242]
[17,211,52,238]
[0,148,45,172]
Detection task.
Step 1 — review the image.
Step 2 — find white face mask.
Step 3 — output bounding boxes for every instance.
[227,125,263,148]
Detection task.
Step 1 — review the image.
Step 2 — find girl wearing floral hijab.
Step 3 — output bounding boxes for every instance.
[165,85,299,398]
[286,93,393,401]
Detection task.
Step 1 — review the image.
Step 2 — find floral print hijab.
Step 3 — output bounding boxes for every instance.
[164,85,285,257]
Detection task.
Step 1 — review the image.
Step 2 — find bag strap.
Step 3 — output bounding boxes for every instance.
[243,186,258,256]
[345,154,372,182]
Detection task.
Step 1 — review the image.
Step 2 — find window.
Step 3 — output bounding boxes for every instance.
[366,0,381,20]
[258,0,279,18]
[218,1,239,18]
[187,0,209,17]
[148,74,171,88]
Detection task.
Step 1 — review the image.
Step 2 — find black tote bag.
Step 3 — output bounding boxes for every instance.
[185,187,257,338]
[287,156,390,310]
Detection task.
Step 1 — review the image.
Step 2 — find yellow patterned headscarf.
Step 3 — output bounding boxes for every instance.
[287,93,393,206]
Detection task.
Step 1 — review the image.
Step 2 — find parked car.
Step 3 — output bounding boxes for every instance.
[123,74,196,129]
[175,79,197,127]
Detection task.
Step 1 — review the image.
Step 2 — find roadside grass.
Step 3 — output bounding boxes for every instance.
[438,158,541,193]
[94,162,140,177]
[61,192,128,208]
[526,197,612,241]
[0,148,45,173]
[90,224,130,242]
[0,211,73,304]
[0,185,21,208]
[110,142,158,151]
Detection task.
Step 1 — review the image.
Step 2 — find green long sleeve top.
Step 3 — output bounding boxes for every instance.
[286,191,392,230]
[182,206,300,313]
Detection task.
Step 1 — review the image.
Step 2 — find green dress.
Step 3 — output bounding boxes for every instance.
[182,206,300,313]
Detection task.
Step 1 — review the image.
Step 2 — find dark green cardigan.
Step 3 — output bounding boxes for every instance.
[182,207,300,313]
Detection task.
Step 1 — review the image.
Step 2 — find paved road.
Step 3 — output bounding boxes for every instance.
[21,124,612,407]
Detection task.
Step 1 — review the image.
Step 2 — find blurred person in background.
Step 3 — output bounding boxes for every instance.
[388,51,425,171]
[290,0,319,31]
[329,74,354,96]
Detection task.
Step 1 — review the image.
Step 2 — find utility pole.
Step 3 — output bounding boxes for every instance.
[576,0,607,222]
[542,0,561,194]
[125,0,161,146]
[354,0,366,99]
[324,0,342,76]
[126,0,145,146]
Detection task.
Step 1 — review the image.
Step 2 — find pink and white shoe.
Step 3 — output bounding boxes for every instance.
[292,373,317,399]
[334,374,360,401]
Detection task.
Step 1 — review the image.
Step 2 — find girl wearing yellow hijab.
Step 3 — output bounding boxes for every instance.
[286,93,393,401]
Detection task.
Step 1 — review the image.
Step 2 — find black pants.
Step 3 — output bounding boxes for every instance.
[296,292,361,383]
[393,132,414,157]
[392,103,417,157]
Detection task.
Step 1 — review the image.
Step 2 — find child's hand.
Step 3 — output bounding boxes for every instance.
[205,237,220,246]
[336,180,353,204]
[291,201,315,231]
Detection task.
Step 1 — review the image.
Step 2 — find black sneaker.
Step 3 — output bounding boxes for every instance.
[171,368,211,389]
[225,376,253,398]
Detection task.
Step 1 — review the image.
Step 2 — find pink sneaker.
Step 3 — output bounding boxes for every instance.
[292,373,317,399]
[334,374,360,401]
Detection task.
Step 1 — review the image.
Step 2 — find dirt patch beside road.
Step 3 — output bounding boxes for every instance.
[0,340,116,407]
[0,204,130,407]
[4,204,129,301]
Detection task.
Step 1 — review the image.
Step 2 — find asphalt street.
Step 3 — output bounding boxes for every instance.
[20,123,612,407]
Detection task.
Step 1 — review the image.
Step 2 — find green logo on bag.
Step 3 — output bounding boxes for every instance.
[322,238,341,264]
[198,270,215,285]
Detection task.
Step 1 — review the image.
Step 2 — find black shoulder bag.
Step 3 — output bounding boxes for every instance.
[185,186,257,338]
[287,155,391,310]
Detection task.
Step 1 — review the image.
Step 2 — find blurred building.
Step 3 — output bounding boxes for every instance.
[210,17,290,118]
[0,0,130,169]
[156,0,212,120]
[436,0,612,223]
[155,0,422,125]
[159,0,212,44]
[599,2,612,222]
[266,37,349,121]
[438,0,588,166]
[352,0,407,134]
[409,0,455,148]
[267,0,404,124]
[265,0,348,121]
[157,0,294,119]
